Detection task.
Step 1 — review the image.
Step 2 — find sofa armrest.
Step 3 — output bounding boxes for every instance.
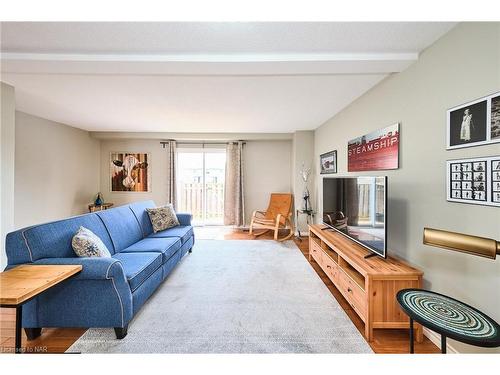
[176,213,192,226]
[24,257,133,329]
[33,257,126,281]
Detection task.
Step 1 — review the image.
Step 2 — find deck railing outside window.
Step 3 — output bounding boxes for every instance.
[179,182,224,223]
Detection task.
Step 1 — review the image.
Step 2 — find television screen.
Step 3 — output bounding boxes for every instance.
[322,176,387,258]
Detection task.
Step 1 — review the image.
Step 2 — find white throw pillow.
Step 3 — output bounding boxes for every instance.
[146,204,180,233]
[72,226,112,258]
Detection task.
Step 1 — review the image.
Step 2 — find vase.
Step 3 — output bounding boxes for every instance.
[95,192,104,206]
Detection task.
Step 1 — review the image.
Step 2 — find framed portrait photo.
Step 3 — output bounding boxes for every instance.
[491,94,500,141]
[320,150,337,174]
[447,91,500,150]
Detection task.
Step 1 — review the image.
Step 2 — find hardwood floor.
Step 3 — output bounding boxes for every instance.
[0,227,439,354]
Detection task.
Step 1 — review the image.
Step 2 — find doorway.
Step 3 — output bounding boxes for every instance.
[176,146,226,226]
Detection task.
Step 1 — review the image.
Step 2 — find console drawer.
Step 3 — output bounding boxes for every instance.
[338,271,367,319]
[309,241,323,263]
[321,253,338,283]
[328,261,340,284]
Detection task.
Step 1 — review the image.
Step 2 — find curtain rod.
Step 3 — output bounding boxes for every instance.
[160,140,246,147]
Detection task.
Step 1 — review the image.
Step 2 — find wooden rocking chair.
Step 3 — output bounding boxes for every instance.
[249,193,295,242]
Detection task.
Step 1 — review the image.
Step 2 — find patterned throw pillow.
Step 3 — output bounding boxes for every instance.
[146,204,180,233]
[72,226,112,258]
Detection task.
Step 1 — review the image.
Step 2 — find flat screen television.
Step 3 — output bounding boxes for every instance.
[322,176,387,258]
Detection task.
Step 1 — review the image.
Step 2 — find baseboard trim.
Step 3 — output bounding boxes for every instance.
[423,327,459,353]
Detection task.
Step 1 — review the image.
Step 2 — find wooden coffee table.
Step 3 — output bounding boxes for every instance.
[0,264,82,353]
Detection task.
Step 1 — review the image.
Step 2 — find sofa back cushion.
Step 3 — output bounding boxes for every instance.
[129,200,156,237]
[18,214,115,263]
[97,205,143,252]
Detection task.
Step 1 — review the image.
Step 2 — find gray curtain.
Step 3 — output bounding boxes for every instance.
[165,140,177,209]
[224,141,245,226]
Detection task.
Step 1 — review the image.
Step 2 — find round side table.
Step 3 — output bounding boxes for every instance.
[397,288,500,353]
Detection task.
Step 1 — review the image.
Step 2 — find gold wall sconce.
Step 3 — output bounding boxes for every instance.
[423,228,500,260]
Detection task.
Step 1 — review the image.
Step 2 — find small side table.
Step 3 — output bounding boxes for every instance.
[88,203,114,212]
[397,288,500,353]
[0,265,82,353]
[296,209,315,239]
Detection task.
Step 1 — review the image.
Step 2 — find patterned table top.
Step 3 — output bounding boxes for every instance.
[397,289,500,347]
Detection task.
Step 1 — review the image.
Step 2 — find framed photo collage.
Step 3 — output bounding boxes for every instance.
[447,156,500,207]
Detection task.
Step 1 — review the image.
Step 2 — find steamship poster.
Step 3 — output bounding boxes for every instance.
[348,123,400,172]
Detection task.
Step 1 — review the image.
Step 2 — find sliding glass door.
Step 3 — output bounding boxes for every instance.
[176,147,226,226]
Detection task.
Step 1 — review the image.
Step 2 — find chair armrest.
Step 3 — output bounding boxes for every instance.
[252,210,267,218]
[176,213,192,226]
[33,257,126,281]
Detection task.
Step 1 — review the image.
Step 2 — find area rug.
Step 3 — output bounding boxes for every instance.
[67,240,373,353]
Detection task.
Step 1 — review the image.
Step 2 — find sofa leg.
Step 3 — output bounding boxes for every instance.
[25,328,42,341]
[114,325,128,339]
[188,248,192,253]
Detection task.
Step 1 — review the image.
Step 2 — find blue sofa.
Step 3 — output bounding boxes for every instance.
[5,200,194,339]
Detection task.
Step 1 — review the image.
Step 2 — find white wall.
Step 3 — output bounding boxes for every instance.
[244,140,292,225]
[292,131,315,232]
[14,112,101,228]
[99,138,293,225]
[315,23,500,353]
[99,139,168,207]
[1,82,16,270]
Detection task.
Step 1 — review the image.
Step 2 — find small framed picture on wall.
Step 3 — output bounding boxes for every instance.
[320,150,337,174]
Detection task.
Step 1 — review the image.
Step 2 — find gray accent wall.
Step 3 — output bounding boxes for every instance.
[315,22,500,353]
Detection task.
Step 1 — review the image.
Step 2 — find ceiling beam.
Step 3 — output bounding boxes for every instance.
[89,131,294,141]
[1,52,418,75]
[1,52,419,63]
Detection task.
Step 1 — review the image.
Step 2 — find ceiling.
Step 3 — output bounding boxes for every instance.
[0,22,456,133]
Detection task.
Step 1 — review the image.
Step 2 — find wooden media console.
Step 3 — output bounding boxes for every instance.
[308,224,424,342]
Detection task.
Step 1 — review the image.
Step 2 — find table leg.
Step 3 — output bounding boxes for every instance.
[441,335,447,354]
[15,305,22,354]
[409,317,414,354]
[296,210,302,240]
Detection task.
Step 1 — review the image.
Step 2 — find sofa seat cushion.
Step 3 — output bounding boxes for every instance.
[113,252,162,291]
[120,237,181,263]
[147,225,194,244]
